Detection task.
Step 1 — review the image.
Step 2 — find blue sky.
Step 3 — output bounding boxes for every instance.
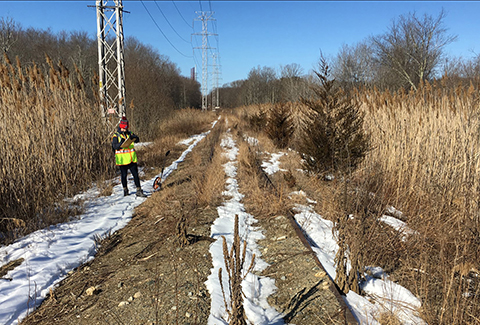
[1,1,480,90]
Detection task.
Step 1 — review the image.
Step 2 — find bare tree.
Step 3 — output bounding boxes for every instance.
[0,17,20,55]
[279,63,309,102]
[332,41,375,89]
[442,54,480,83]
[218,80,244,108]
[243,65,278,105]
[280,63,303,79]
[371,9,457,90]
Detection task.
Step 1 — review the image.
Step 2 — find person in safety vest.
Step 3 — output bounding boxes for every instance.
[111,116,147,197]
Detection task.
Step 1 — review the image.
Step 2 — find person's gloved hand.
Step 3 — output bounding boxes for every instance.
[130,134,139,143]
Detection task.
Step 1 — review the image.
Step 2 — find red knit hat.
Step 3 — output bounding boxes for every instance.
[119,116,128,129]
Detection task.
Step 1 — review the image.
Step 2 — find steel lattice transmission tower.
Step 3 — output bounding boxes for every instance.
[194,11,216,110]
[211,52,220,109]
[95,0,126,118]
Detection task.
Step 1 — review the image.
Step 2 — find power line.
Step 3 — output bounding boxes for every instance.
[191,32,201,69]
[212,20,219,44]
[206,0,219,63]
[154,1,190,43]
[191,24,202,70]
[170,0,202,76]
[172,0,192,28]
[191,10,203,83]
[140,0,192,58]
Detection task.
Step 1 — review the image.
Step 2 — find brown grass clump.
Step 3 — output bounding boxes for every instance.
[176,208,189,248]
[236,139,290,218]
[377,311,402,325]
[191,120,226,207]
[156,108,217,139]
[0,54,112,243]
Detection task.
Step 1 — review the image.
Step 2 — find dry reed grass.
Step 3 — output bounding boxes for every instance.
[355,80,480,324]
[0,54,112,243]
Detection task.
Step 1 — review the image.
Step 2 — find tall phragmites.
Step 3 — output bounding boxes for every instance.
[194,11,216,110]
[96,0,126,118]
[0,53,112,244]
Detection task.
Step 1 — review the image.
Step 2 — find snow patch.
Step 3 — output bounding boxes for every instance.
[206,129,283,325]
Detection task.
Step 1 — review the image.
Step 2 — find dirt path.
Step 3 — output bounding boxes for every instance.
[21,123,355,325]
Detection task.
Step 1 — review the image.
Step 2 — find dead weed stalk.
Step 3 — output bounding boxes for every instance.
[219,214,255,325]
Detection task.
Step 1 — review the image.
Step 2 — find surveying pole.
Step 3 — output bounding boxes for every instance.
[194,11,216,110]
[95,0,126,118]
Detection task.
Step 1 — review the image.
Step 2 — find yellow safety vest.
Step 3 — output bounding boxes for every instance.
[113,133,137,166]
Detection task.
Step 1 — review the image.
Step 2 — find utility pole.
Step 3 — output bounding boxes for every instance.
[193,11,216,110]
[95,0,126,119]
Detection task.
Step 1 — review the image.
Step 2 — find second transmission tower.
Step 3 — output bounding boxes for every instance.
[212,52,220,109]
[194,11,216,110]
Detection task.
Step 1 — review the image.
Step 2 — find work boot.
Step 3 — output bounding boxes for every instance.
[136,187,147,197]
[123,187,129,196]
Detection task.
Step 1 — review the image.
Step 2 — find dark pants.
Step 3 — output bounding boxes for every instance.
[120,163,141,189]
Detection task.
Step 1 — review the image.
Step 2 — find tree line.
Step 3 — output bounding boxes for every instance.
[216,9,480,108]
[0,17,201,139]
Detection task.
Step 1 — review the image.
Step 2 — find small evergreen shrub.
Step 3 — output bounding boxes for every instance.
[299,58,371,176]
[265,102,294,149]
